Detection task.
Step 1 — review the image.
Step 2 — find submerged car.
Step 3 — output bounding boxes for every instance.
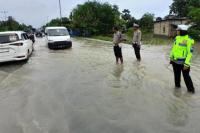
[0,31,33,63]
[45,27,72,49]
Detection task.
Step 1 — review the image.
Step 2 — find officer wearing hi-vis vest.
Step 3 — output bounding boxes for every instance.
[170,24,195,94]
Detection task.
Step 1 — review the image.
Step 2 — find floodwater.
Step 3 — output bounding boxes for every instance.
[0,38,200,133]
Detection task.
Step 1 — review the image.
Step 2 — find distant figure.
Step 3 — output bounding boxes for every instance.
[170,25,195,94]
[113,26,123,64]
[132,23,142,61]
[29,34,35,43]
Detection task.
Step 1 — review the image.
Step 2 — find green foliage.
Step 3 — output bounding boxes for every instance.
[91,28,173,45]
[92,35,113,42]
[188,7,200,25]
[121,9,131,21]
[121,9,138,29]
[113,5,124,26]
[187,6,200,40]
[139,13,154,32]
[71,1,121,35]
[170,0,200,17]
[45,17,71,28]
[0,16,31,32]
[170,0,188,17]
[188,27,200,41]
[125,28,173,45]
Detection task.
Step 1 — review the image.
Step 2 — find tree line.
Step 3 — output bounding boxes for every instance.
[46,0,199,40]
[45,1,154,35]
[0,0,199,40]
[0,16,32,32]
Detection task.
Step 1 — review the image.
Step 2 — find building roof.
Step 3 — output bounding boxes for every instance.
[154,17,188,23]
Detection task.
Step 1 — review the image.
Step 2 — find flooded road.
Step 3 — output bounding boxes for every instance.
[0,38,200,133]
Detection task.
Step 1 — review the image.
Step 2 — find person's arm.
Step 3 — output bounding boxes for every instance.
[113,33,118,45]
[138,31,141,44]
[184,39,194,67]
[170,38,177,61]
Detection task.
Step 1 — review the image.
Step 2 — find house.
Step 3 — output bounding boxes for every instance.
[154,17,189,37]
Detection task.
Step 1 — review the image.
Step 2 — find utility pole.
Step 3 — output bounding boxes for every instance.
[0,11,8,21]
[58,0,62,25]
[0,11,8,29]
[47,16,49,26]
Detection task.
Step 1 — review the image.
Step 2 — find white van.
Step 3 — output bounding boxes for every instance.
[45,27,72,49]
[0,31,33,63]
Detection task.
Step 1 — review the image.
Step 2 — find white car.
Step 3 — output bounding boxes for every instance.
[0,31,33,63]
[45,27,72,49]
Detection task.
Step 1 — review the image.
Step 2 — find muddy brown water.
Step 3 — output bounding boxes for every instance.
[0,38,200,133]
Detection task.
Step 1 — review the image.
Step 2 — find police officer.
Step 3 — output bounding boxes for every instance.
[132,23,142,61]
[113,26,123,64]
[170,25,195,94]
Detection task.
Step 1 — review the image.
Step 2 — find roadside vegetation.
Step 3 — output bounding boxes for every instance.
[0,0,199,43]
[169,0,200,41]
[69,0,199,44]
[91,30,173,45]
[0,16,32,32]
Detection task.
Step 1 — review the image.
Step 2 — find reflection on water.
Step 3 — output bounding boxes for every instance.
[112,65,124,80]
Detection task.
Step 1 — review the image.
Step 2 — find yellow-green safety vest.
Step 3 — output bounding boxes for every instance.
[170,35,194,67]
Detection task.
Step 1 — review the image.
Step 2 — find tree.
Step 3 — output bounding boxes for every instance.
[169,0,200,17]
[46,17,71,27]
[112,5,123,27]
[188,7,200,40]
[169,0,188,17]
[156,17,162,21]
[0,16,31,32]
[71,1,121,35]
[188,7,200,25]
[139,13,154,32]
[126,17,138,29]
[121,9,138,29]
[121,9,131,21]
[7,16,20,31]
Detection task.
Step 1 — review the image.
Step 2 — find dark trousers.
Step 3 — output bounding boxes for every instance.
[113,45,122,58]
[132,43,141,60]
[113,45,123,63]
[172,62,195,93]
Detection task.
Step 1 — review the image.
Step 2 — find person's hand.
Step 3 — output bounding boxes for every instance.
[183,65,189,70]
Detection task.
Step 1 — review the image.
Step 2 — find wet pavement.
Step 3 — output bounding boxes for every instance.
[0,38,200,133]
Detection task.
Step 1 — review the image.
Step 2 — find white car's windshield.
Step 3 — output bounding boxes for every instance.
[0,34,19,44]
[47,29,69,36]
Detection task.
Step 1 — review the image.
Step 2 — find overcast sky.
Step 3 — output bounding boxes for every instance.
[0,0,173,28]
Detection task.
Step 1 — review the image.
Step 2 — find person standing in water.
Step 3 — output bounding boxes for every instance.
[132,23,142,61]
[170,25,195,94]
[113,26,123,64]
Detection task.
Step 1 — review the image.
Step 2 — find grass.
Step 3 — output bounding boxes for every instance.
[91,35,113,42]
[90,28,173,45]
[141,33,173,45]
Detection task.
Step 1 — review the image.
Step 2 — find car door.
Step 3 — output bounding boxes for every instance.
[25,33,33,52]
[22,33,32,54]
